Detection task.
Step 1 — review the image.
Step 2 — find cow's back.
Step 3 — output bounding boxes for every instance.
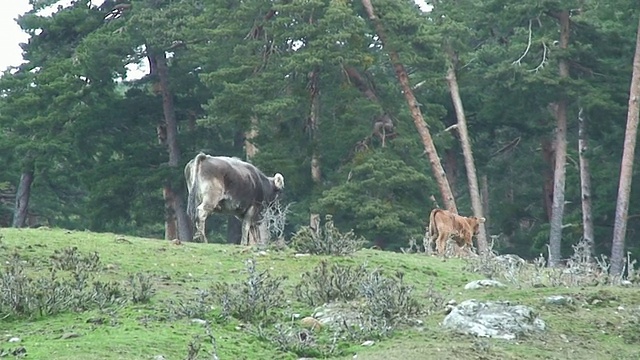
[198,156,278,211]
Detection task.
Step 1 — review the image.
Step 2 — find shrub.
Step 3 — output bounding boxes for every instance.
[294,260,368,306]
[166,289,213,320]
[127,272,155,304]
[50,246,100,272]
[356,270,421,337]
[211,259,287,323]
[0,249,148,319]
[291,215,366,256]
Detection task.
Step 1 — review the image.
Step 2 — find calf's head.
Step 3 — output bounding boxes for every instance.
[467,216,486,234]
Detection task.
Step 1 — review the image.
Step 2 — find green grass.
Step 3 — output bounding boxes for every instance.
[0,227,639,360]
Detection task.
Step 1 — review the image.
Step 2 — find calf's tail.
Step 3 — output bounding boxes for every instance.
[428,208,438,240]
[186,153,207,221]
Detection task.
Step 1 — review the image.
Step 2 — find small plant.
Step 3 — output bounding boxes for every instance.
[0,252,37,317]
[359,270,421,327]
[50,246,101,272]
[166,290,213,320]
[259,199,293,248]
[0,249,128,319]
[620,307,640,344]
[248,322,343,358]
[294,260,368,306]
[211,259,286,323]
[185,321,220,360]
[291,214,366,256]
[127,272,155,304]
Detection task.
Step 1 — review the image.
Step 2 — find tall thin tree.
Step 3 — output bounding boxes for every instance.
[360,0,457,213]
[548,10,570,267]
[577,107,595,255]
[610,15,640,276]
[445,50,488,253]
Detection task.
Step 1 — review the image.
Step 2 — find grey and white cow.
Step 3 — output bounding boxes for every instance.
[184,152,285,245]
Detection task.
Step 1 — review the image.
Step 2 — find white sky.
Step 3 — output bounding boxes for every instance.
[0,0,431,73]
[0,0,32,72]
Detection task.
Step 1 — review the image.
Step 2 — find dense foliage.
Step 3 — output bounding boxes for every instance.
[0,0,638,260]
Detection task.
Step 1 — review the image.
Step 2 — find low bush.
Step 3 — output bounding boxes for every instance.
[291,215,366,256]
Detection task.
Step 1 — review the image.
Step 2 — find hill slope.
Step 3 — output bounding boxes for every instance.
[0,228,639,360]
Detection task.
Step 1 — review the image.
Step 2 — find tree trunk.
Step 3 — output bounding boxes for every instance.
[227,216,242,244]
[227,129,245,245]
[244,115,260,246]
[244,115,259,159]
[344,66,379,102]
[577,107,595,255]
[308,68,322,232]
[541,138,555,221]
[547,10,570,267]
[443,149,457,197]
[148,48,192,241]
[480,174,490,229]
[361,0,457,213]
[12,167,34,228]
[445,59,488,254]
[162,187,177,240]
[610,15,640,276]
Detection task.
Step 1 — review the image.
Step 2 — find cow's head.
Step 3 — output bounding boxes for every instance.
[272,173,285,191]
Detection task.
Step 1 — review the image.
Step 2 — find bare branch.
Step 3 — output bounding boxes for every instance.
[259,199,293,242]
[529,42,549,72]
[512,20,533,66]
[412,80,427,90]
[490,136,521,157]
[443,124,458,132]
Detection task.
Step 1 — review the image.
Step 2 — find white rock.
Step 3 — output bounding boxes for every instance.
[8,337,20,343]
[191,318,207,325]
[464,279,506,290]
[361,340,375,347]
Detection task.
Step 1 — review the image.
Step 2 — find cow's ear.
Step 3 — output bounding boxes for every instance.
[273,173,285,189]
[478,217,486,224]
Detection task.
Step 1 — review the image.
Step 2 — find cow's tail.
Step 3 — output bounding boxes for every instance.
[428,208,438,240]
[186,152,207,221]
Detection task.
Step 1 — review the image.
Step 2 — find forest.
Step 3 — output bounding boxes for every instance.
[0,0,639,274]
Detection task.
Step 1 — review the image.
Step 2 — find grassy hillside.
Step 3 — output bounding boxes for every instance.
[0,227,639,360]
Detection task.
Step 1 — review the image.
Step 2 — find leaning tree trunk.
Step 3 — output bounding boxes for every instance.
[148,48,192,242]
[547,10,570,267]
[345,66,379,102]
[308,69,322,233]
[577,107,595,255]
[610,15,640,277]
[361,0,457,213]
[445,55,488,253]
[480,174,490,229]
[12,165,34,228]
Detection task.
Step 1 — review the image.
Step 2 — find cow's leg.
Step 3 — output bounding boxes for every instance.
[241,217,251,246]
[197,184,224,244]
[241,206,258,246]
[195,204,211,243]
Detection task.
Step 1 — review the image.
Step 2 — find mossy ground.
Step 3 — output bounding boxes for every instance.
[0,227,639,360]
